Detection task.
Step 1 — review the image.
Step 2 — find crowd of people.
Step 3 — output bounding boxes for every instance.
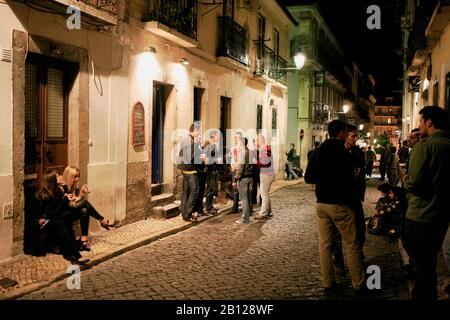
[22,108,450,300]
[177,123,276,225]
[305,106,450,300]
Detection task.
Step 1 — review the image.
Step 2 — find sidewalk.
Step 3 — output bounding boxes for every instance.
[0,177,303,300]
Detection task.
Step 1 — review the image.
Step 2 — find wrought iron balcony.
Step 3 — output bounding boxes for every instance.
[142,0,198,40]
[254,43,275,75]
[81,0,118,15]
[254,42,287,85]
[311,102,331,124]
[28,0,119,25]
[218,16,249,66]
[274,55,287,85]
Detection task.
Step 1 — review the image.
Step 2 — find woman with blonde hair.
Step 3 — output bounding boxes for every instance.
[28,171,89,264]
[62,165,114,251]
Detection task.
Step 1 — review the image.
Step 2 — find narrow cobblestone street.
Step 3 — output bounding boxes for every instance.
[22,181,409,300]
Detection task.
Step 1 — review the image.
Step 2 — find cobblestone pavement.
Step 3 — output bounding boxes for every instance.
[0,178,301,298]
[21,180,411,300]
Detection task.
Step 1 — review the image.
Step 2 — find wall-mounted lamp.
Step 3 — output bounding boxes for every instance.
[343,104,349,113]
[179,58,189,65]
[293,52,306,69]
[272,51,306,79]
[146,46,157,53]
[358,124,364,131]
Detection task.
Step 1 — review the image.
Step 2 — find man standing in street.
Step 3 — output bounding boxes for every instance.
[254,134,275,219]
[365,146,376,178]
[344,125,367,250]
[285,143,298,180]
[234,137,254,225]
[304,120,365,294]
[403,106,450,300]
[178,123,202,222]
[203,130,221,215]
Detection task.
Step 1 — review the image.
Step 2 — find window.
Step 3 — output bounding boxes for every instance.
[256,104,263,133]
[258,13,265,41]
[272,107,277,137]
[223,0,234,18]
[273,28,279,56]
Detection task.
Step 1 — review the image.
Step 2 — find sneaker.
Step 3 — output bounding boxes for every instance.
[235,219,249,225]
[191,212,199,222]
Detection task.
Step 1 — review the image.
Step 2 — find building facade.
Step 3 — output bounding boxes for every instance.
[285,4,374,168]
[373,98,402,147]
[402,0,450,136]
[0,0,296,262]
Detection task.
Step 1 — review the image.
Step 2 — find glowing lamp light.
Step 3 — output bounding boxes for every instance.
[294,53,306,69]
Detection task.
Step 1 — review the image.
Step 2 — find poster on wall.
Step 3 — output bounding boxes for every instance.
[132,102,145,147]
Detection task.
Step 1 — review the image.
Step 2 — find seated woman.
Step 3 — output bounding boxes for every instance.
[32,171,89,265]
[62,165,114,251]
[367,182,401,236]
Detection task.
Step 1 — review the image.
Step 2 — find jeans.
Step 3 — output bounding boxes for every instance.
[181,173,199,220]
[251,169,260,205]
[259,173,275,216]
[286,161,298,179]
[403,218,449,300]
[194,171,206,213]
[205,170,218,210]
[231,171,239,212]
[45,219,82,259]
[72,200,104,236]
[366,161,374,177]
[238,177,253,224]
[316,203,365,289]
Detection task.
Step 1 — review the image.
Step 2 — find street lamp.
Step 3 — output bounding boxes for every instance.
[293,52,306,69]
[273,51,307,79]
[343,104,349,114]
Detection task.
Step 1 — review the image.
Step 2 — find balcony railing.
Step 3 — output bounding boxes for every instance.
[30,0,119,25]
[218,16,248,66]
[311,102,331,124]
[274,55,287,85]
[81,0,118,15]
[142,0,198,40]
[255,43,275,76]
[254,43,287,85]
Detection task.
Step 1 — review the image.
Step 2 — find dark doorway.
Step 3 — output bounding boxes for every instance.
[152,83,172,185]
[220,96,232,155]
[24,53,77,216]
[446,73,450,114]
[194,87,204,122]
[433,82,439,106]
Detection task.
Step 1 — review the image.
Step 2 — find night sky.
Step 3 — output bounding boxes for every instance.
[280,0,404,103]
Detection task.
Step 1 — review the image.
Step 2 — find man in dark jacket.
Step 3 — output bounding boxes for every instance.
[203,130,221,215]
[403,106,450,300]
[305,120,365,294]
[234,137,255,224]
[178,123,202,222]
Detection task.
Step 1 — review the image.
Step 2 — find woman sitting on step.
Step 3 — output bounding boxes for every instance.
[33,171,89,265]
[62,165,114,251]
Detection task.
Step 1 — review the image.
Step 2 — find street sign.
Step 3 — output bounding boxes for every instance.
[299,129,304,140]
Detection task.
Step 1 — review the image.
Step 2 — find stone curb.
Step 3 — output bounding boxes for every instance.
[1,179,303,300]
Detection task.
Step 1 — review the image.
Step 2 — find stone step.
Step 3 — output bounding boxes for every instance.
[152,203,180,220]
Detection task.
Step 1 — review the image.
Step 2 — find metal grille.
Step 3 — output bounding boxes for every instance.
[25,63,40,139]
[46,68,65,139]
